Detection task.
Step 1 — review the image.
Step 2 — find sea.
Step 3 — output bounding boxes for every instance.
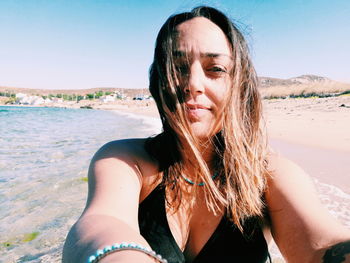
[0,106,162,263]
[0,106,349,263]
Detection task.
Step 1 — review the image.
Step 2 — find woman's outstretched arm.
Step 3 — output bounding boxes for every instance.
[62,139,159,263]
[266,154,350,263]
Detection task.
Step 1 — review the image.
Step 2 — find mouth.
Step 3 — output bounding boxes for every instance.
[185,103,211,111]
[185,104,211,119]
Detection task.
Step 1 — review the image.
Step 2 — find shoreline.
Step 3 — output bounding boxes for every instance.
[2,96,349,188]
[97,97,350,194]
[269,138,350,194]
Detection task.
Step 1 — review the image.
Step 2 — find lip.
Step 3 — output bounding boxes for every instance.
[185,103,211,110]
[185,103,211,119]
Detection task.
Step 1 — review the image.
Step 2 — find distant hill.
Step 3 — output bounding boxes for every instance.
[258,74,331,88]
[1,75,349,98]
[258,75,350,98]
[0,86,151,98]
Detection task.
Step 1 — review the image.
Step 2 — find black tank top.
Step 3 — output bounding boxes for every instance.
[138,185,271,263]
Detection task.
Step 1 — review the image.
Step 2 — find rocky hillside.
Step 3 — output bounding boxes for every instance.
[0,86,151,98]
[259,75,350,99]
[259,75,331,88]
[1,75,348,97]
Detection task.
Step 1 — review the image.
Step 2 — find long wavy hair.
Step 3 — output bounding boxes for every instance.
[145,6,269,232]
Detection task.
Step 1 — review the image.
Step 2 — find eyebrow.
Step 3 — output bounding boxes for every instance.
[173,50,232,59]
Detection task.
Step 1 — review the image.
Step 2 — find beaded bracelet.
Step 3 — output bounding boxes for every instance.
[87,242,168,263]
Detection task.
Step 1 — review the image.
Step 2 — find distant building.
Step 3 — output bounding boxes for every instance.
[16,94,52,105]
[100,95,116,103]
[31,97,45,105]
[15,93,27,99]
[52,97,64,103]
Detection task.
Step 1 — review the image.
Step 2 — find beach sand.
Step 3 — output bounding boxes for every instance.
[264,95,350,153]
[264,95,350,188]
[94,99,160,118]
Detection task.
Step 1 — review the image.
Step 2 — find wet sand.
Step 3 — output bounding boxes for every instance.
[269,138,350,194]
[263,95,350,193]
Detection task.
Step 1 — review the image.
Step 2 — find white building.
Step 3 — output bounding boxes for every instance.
[100,95,116,103]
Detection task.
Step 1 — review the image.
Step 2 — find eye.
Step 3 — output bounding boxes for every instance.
[175,64,189,75]
[208,66,226,73]
[206,66,227,78]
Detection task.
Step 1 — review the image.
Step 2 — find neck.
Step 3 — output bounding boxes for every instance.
[183,139,215,164]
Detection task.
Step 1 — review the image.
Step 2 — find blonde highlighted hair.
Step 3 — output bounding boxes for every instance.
[146,6,269,232]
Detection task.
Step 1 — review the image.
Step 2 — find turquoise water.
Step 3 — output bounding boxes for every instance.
[0,106,161,262]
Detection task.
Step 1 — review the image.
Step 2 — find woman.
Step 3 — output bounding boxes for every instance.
[62,6,350,263]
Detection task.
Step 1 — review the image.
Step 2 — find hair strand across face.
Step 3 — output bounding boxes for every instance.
[146,5,269,232]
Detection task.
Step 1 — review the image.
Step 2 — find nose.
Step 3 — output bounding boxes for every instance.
[183,62,205,96]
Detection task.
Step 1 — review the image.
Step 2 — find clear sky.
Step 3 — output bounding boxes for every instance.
[1,0,349,90]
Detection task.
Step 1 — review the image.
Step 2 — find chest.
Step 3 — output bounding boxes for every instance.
[166,195,224,261]
[138,186,270,263]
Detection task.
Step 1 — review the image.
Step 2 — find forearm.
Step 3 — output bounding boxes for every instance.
[62,214,159,263]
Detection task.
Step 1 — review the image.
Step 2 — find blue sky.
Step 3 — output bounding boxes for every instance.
[1,0,349,90]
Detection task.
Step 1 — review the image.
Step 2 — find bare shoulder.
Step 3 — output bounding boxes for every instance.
[92,138,155,165]
[265,152,324,221]
[82,138,160,226]
[267,152,308,179]
[91,138,159,183]
[266,153,313,190]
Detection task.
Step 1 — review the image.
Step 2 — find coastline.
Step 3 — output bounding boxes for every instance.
[94,96,350,193]
[65,96,349,193]
[2,96,349,191]
[3,95,349,168]
[4,95,348,182]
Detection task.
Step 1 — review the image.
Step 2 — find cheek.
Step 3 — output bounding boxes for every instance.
[210,85,230,113]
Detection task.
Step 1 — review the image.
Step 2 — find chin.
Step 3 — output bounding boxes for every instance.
[190,123,215,141]
[187,115,223,140]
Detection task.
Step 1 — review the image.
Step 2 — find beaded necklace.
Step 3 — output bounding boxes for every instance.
[181,172,219,186]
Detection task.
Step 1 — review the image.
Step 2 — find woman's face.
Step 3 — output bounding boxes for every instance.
[174,17,233,140]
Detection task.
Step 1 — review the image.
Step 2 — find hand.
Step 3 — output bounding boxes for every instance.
[323,241,350,263]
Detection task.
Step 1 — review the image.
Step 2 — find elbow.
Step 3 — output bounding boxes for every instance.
[62,222,87,263]
[62,241,74,263]
[313,240,350,263]
[62,231,77,263]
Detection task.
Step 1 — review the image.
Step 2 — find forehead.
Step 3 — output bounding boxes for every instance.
[174,17,232,57]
